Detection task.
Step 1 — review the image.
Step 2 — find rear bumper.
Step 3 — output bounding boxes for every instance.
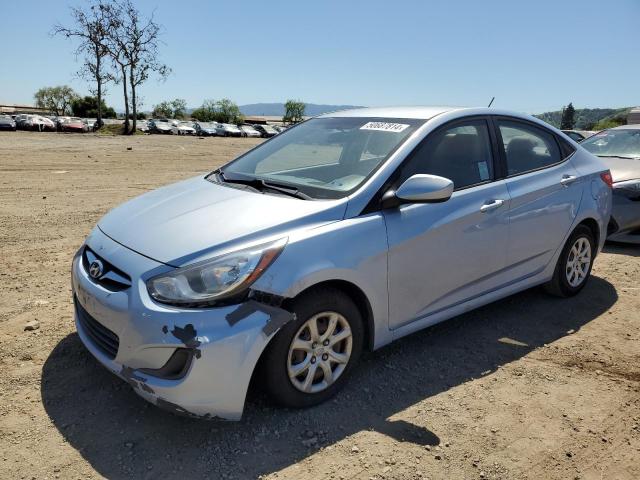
[71,228,283,420]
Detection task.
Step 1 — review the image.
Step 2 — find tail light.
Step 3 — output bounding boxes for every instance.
[600,170,613,188]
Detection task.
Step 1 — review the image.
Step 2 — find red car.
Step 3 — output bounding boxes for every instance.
[59,117,88,133]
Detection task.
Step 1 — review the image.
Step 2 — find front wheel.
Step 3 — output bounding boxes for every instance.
[261,287,364,408]
[544,225,595,297]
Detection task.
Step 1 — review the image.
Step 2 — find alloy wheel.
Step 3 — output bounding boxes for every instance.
[565,237,591,287]
[287,311,353,394]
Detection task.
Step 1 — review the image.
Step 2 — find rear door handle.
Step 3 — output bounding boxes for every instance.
[480,199,505,213]
[560,174,577,186]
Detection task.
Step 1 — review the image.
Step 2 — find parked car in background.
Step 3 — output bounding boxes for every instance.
[171,121,197,135]
[84,118,97,131]
[272,125,287,133]
[20,115,56,132]
[148,119,173,134]
[136,120,149,133]
[14,114,29,129]
[254,124,278,137]
[580,124,640,243]
[71,106,611,420]
[59,117,88,133]
[562,130,596,142]
[216,123,242,137]
[239,125,261,138]
[0,115,17,131]
[194,122,219,136]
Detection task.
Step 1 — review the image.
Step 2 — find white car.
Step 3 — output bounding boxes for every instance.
[171,121,197,135]
[240,125,262,138]
[25,115,56,131]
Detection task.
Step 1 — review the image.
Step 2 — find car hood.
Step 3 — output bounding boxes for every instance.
[598,156,640,183]
[98,175,347,266]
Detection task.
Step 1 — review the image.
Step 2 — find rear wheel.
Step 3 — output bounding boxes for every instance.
[544,225,595,297]
[261,287,363,408]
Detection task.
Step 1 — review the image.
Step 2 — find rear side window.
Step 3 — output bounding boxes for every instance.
[397,119,494,190]
[498,120,562,176]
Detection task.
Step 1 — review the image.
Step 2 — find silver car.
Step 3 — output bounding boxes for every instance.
[71,106,612,420]
[580,124,640,243]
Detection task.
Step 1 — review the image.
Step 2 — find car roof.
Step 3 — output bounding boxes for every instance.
[317,106,544,122]
[319,106,460,119]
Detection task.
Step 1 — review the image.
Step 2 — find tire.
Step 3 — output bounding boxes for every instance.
[261,287,364,408]
[544,225,595,297]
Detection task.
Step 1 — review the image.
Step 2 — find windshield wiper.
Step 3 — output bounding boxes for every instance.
[596,154,640,160]
[213,169,312,200]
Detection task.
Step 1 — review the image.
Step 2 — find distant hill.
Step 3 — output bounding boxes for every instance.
[239,103,364,117]
[535,107,632,130]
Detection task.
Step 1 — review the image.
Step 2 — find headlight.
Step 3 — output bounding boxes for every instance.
[147,238,286,306]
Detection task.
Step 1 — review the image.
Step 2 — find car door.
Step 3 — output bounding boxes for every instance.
[495,117,581,279]
[384,117,511,330]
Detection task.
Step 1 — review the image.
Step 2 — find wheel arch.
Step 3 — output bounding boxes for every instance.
[576,217,600,253]
[281,280,376,352]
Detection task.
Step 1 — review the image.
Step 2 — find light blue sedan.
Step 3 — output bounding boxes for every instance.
[71,106,612,419]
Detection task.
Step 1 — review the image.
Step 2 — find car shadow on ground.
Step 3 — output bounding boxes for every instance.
[603,241,640,258]
[41,276,617,479]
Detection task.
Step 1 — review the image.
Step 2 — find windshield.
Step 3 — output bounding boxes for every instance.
[581,129,640,159]
[199,122,216,128]
[220,117,423,199]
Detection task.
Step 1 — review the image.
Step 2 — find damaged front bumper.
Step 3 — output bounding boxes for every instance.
[71,228,293,420]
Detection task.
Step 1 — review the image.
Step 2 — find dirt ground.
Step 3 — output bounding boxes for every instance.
[0,131,639,480]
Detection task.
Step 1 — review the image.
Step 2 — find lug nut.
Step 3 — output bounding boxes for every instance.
[322,353,329,361]
[310,356,316,364]
[312,342,317,348]
[323,340,329,346]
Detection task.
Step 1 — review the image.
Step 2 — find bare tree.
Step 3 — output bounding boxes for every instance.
[53,2,112,129]
[104,0,169,134]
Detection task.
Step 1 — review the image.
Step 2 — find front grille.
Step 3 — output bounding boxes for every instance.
[75,296,120,359]
[81,247,132,291]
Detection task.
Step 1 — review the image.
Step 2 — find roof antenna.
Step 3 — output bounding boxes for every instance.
[487,97,495,108]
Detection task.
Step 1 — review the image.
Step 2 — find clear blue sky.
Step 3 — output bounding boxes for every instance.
[1,0,639,114]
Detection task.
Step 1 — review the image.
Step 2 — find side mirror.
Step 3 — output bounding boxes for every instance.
[381,174,454,208]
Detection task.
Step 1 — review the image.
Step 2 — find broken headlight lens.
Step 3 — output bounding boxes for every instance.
[147,238,286,306]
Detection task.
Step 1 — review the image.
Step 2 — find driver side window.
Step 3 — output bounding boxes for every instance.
[397,120,494,190]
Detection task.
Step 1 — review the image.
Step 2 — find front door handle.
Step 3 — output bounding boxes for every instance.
[560,174,577,187]
[480,199,505,213]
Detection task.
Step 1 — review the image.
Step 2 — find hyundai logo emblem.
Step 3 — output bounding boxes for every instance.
[89,260,104,279]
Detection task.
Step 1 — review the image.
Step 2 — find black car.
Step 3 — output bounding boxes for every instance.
[194,122,219,136]
[0,115,16,131]
[254,124,278,138]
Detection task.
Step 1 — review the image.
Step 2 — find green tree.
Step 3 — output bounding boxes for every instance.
[152,100,173,118]
[190,99,217,121]
[283,99,305,124]
[34,86,79,115]
[152,98,186,118]
[213,98,243,124]
[593,117,626,131]
[171,98,187,119]
[560,102,576,130]
[71,95,117,118]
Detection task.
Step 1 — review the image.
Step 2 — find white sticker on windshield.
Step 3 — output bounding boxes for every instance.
[360,122,410,133]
